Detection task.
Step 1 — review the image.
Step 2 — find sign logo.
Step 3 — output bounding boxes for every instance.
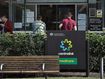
[59,39,74,56]
[60,39,73,52]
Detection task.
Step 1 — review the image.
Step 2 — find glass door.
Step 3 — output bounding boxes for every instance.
[58,5,75,21]
[38,5,57,30]
[38,5,75,30]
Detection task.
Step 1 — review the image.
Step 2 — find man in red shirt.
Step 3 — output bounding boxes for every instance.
[0,15,13,33]
[59,12,77,31]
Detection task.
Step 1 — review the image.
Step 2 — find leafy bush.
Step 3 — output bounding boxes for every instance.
[0,33,46,56]
[87,33,105,71]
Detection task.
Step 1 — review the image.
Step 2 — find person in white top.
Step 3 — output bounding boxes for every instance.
[32,15,46,35]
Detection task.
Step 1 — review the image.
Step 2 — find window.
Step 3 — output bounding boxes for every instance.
[13,4,35,31]
[77,5,87,31]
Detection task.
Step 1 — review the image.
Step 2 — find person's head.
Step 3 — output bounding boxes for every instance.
[1,15,8,22]
[66,12,73,18]
[37,15,42,20]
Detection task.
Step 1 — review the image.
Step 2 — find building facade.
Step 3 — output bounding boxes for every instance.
[0,0,103,31]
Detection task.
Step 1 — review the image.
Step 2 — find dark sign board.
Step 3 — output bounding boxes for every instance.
[89,18,103,31]
[46,31,86,70]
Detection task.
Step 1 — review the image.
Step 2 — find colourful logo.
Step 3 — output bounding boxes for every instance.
[60,39,73,52]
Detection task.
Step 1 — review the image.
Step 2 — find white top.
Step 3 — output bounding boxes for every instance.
[32,20,46,34]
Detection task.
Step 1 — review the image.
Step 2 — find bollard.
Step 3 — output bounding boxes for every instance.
[100,57,104,79]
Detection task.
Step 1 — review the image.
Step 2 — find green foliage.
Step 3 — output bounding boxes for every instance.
[0,33,46,56]
[87,33,105,71]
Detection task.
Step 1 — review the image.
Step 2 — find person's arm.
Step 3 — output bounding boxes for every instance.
[59,23,63,29]
[0,24,5,27]
[74,26,77,31]
[73,21,77,31]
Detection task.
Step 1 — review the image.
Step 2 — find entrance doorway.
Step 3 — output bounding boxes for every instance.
[38,5,75,30]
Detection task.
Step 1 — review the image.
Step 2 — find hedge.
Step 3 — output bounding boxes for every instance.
[87,33,105,71]
[0,33,46,56]
[0,32,105,71]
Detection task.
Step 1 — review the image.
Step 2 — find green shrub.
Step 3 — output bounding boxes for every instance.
[87,33,105,71]
[0,33,46,56]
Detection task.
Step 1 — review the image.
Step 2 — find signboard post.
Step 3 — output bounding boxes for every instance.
[46,31,88,73]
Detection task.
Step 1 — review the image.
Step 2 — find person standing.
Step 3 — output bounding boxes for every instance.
[32,15,46,34]
[59,12,77,31]
[0,15,13,33]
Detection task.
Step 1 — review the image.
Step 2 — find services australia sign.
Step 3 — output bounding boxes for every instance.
[59,38,78,65]
[46,31,86,70]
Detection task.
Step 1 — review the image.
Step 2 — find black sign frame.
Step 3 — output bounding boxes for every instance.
[46,31,89,74]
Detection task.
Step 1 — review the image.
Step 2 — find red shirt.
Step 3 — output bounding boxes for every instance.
[4,20,13,33]
[61,18,76,31]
